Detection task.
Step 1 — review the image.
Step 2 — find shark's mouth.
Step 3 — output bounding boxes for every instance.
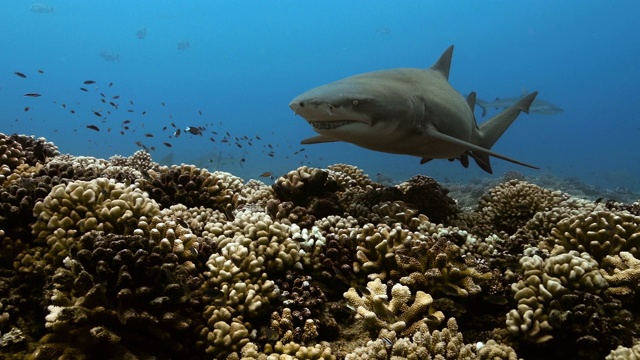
[310,120,357,129]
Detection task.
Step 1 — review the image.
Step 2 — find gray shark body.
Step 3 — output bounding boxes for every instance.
[289,46,538,173]
[476,92,563,117]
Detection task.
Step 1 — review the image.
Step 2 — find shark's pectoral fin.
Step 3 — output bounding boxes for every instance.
[420,157,433,164]
[301,135,339,144]
[424,128,539,173]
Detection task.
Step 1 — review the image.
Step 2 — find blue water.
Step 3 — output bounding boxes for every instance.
[2,1,639,191]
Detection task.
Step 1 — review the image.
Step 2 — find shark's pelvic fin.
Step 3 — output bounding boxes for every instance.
[430,45,454,80]
[301,135,339,144]
[424,127,539,174]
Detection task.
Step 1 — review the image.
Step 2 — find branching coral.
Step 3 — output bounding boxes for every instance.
[544,210,640,262]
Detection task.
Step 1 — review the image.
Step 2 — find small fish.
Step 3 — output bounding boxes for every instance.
[198,110,202,115]
[109,82,113,88]
[122,120,131,124]
[260,172,274,179]
[185,126,203,135]
[109,102,118,108]
[144,133,154,138]
[24,93,41,97]
[80,87,88,92]
[93,111,102,117]
[161,102,166,106]
[256,135,262,140]
[86,125,100,131]
[142,111,146,115]
[70,110,76,114]
[83,80,96,84]
[14,71,27,78]
[209,137,215,142]
[174,129,181,137]
[112,95,120,99]
[163,142,172,148]
[120,131,124,135]
[38,69,44,74]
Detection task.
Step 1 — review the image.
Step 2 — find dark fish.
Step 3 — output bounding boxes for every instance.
[61,104,66,108]
[109,82,113,88]
[123,126,130,130]
[256,135,262,140]
[120,131,124,135]
[235,142,242,148]
[24,93,41,97]
[86,125,100,131]
[122,120,131,124]
[142,111,146,115]
[100,92,105,98]
[14,72,27,78]
[93,111,102,117]
[24,107,30,112]
[174,129,181,137]
[70,110,76,114]
[161,102,165,106]
[162,126,167,131]
[198,110,202,115]
[163,142,172,148]
[38,69,44,74]
[109,101,118,108]
[80,87,88,92]
[209,137,215,142]
[170,122,176,128]
[112,95,120,99]
[144,133,154,138]
[84,80,96,84]
[185,126,203,135]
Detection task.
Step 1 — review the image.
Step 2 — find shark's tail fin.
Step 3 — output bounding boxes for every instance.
[470,92,538,173]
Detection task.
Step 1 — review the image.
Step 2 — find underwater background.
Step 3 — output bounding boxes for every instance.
[2,1,640,360]
[2,1,639,191]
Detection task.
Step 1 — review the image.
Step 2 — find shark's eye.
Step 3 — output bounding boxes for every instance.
[352,100,359,106]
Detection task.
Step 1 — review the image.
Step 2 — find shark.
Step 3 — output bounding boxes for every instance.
[476,91,563,117]
[289,45,539,174]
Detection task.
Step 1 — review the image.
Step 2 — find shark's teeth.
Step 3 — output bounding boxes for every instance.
[310,120,354,129]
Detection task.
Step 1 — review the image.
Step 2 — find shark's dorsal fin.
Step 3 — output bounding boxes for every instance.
[301,135,339,144]
[430,45,454,80]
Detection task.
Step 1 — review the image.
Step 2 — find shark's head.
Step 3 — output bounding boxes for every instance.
[290,73,415,146]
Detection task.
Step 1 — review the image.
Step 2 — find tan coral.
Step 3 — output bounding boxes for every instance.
[30,178,160,272]
[601,251,640,298]
[544,210,640,262]
[344,278,441,336]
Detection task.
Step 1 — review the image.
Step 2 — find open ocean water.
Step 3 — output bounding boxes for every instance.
[2,1,639,193]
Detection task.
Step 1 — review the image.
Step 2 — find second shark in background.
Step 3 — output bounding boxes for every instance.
[476,90,563,117]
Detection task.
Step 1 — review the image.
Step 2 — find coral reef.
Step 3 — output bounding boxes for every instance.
[1,133,639,360]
